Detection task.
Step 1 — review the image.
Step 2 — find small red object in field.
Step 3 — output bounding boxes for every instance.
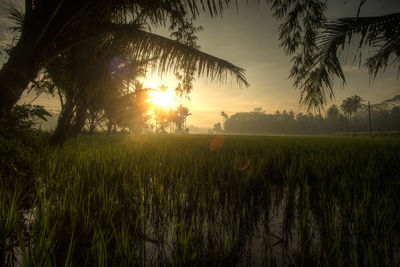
[209,135,225,151]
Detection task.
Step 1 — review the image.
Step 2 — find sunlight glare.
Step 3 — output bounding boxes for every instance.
[148,89,176,109]
[147,83,158,90]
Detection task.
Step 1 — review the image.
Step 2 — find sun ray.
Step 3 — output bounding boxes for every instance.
[147,88,176,109]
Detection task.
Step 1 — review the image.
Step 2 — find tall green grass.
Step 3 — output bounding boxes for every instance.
[1,134,400,266]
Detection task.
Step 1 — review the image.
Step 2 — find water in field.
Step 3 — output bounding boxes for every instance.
[2,135,400,266]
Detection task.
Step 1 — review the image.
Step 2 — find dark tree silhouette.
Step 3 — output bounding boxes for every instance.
[220,94,400,135]
[220,111,228,121]
[351,95,364,131]
[212,122,223,133]
[0,0,248,119]
[326,104,344,133]
[154,107,171,133]
[176,105,191,132]
[220,111,228,129]
[267,0,400,110]
[46,37,147,143]
[340,95,364,132]
[341,98,353,132]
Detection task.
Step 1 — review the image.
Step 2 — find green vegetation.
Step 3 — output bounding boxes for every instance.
[215,97,400,135]
[1,134,400,266]
[268,0,400,110]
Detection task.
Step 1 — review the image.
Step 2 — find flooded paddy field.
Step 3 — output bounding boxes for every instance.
[2,135,400,266]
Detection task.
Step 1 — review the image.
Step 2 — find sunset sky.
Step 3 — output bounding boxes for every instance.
[2,0,400,129]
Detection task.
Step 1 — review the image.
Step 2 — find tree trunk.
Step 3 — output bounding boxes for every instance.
[349,112,352,132]
[49,97,75,145]
[107,120,112,135]
[87,109,96,135]
[88,120,96,135]
[69,103,87,138]
[49,99,88,145]
[354,113,357,132]
[0,37,40,118]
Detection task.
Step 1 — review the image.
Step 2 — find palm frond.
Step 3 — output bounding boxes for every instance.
[186,0,233,17]
[266,0,327,112]
[7,4,25,32]
[46,22,248,88]
[111,0,234,21]
[127,27,249,88]
[297,12,400,111]
[364,39,400,78]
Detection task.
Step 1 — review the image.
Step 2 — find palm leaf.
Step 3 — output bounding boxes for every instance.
[45,22,248,89]
[6,4,24,32]
[125,27,249,88]
[298,12,400,111]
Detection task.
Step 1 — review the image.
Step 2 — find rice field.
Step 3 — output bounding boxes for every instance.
[1,134,400,266]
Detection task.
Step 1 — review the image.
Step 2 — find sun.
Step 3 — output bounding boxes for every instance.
[147,88,176,109]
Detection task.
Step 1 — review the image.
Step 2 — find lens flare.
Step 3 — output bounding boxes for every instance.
[148,89,176,109]
[209,135,225,151]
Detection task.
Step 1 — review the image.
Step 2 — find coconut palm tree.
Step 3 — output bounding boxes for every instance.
[46,33,152,144]
[350,95,363,131]
[267,0,400,111]
[154,107,170,133]
[300,13,400,111]
[326,104,343,132]
[341,98,353,132]
[0,0,248,119]
[221,111,228,121]
[176,105,191,132]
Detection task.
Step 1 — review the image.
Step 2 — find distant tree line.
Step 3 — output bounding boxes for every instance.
[0,0,249,146]
[1,0,398,144]
[213,95,400,135]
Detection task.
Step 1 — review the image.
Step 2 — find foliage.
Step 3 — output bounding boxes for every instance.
[0,104,50,139]
[222,108,328,134]
[0,104,50,196]
[0,0,249,120]
[8,0,252,143]
[46,36,154,143]
[212,122,223,133]
[221,98,400,134]
[170,18,203,97]
[2,135,400,265]
[152,105,191,133]
[268,0,400,110]
[0,105,48,265]
[321,13,400,79]
[267,0,327,110]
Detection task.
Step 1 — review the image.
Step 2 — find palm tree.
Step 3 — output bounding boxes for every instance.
[212,122,223,133]
[350,95,363,131]
[154,107,170,133]
[326,104,342,132]
[0,0,249,119]
[267,0,400,110]
[221,111,228,121]
[125,83,152,134]
[327,105,340,119]
[177,105,191,132]
[300,13,400,111]
[341,98,353,132]
[47,32,154,144]
[220,111,228,129]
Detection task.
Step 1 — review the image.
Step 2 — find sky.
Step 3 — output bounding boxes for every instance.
[1,0,400,129]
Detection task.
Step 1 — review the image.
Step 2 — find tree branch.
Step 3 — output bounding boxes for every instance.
[44,22,249,88]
